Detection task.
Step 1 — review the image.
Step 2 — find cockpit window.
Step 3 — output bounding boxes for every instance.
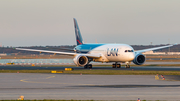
[125,50,134,52]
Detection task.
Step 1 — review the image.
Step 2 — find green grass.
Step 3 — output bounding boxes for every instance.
[0,100,165,101]
[63,70,180,75]
[0,100,95,101]
[0,70,51,73]
[1,69,180,75]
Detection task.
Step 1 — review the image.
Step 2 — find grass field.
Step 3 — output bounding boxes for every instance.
[1,69,180,75]
[0,100,153,101]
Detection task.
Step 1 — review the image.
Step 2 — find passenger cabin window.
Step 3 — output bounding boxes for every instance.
[125,50,134,52]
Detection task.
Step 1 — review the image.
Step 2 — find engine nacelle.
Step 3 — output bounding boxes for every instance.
[73,55,88,66]
[133,53,146,65]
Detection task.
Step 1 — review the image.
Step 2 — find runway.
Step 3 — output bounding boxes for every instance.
[0,73,180,100]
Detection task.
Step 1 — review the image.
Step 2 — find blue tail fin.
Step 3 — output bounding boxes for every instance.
[74,18,83,45]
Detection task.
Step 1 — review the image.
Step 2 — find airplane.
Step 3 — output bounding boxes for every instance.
[16,18,176,69]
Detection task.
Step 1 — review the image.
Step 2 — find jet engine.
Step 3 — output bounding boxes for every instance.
[73,55,88,66]
[133,53,146,65]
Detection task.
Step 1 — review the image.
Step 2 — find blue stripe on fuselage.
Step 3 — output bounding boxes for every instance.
[75,44,104,53]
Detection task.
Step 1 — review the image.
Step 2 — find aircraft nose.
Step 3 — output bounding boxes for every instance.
[129,53,135,60]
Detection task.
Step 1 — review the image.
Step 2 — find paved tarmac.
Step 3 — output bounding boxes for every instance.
[0,73,180,100]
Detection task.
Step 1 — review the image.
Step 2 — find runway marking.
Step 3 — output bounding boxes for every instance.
[20,75,56,84]
[46,76,55,79]
[20,76,95,86]
[20,79,28,83]
[20,79,95,85]
[20,79,62,84]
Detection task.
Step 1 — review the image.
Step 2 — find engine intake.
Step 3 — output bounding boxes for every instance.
[133,54,146,65]
[73,55,88,66]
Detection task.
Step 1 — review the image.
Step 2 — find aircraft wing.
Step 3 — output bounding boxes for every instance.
[56,48,75,52]
[16,48,101,58]
[135,44,176,53]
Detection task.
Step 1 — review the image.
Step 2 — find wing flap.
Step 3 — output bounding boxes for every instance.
[16,48,76,55]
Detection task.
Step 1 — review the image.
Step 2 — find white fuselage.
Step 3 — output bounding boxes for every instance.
[75,44,135,63]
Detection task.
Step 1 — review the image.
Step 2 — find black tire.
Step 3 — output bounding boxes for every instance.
[125,65,130,68]
[84,65,88,69]
[117,64,121,68]
[88,64,92,68]
[112,64,116,68]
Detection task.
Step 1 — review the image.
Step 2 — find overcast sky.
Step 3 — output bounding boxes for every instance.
[0,0,180,47]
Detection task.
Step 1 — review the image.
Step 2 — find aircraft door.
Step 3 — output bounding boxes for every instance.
[118,48,121,56]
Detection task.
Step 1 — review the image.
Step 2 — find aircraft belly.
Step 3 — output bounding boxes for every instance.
[105,55,121,62]
[105,55,131,62]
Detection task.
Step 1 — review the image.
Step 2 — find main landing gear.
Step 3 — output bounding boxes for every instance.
[112,62,130,68]
[112,62,121,68]
[84,64,92,69]
[84,58,93,69]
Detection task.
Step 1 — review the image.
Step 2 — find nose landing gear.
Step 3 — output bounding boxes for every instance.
[125,65,130,68]
[125,62,130,68]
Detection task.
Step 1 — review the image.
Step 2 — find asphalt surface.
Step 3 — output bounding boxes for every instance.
[0,73,180,100]
[1,65,180,100]
[1,65,180,71]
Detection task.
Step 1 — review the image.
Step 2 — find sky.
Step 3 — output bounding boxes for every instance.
[0,0,180,47]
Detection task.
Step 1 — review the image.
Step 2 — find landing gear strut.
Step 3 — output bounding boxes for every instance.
[125,65,130,68]
[112,62,131,68]
[112,62,121,68]
[125,62,130,68]
[84,58,93,69]
[84,64,92,69]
